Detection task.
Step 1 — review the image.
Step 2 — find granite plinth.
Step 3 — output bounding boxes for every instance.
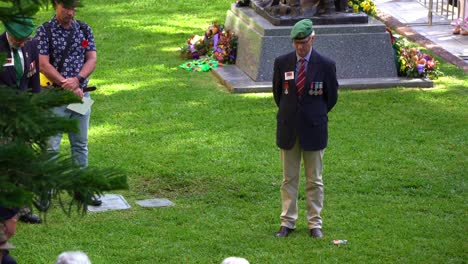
[251,4,368,26]
[212,65,433,93]
[225,5,398,83]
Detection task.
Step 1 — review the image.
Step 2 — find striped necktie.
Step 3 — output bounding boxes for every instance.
[296,58,306,96]
[13,48,23,87]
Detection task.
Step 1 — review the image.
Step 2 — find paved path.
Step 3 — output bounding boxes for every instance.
[374,0,468,72]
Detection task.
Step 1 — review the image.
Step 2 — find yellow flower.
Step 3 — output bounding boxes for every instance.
[364,3,370,11]
[353,4,359,12]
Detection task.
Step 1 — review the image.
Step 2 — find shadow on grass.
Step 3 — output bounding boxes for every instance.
[31,0,467,203]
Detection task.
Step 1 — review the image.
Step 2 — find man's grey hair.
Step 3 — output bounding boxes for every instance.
[221,257,250,264]
[55,251,91,264]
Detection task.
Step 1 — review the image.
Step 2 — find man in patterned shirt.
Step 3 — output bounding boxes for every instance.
[35,0,101,206]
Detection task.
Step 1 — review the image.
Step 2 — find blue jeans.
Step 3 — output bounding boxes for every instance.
[47,98,91,167]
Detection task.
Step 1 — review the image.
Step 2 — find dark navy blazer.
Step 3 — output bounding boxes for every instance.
[0,33,40,93]
[273,49,338,151]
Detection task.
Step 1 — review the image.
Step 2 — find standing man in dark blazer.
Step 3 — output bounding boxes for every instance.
[0,16,42,224]
[273,19,338,238]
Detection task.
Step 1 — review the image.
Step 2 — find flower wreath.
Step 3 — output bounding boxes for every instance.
[179,58,220,72]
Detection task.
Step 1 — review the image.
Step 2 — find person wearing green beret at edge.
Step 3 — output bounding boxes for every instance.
[0,16,43,225]
[0,16,40,93]
[272,19,338,238]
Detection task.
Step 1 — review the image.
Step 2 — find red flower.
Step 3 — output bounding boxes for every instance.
[81,39,89,48]
[386,28,395,43]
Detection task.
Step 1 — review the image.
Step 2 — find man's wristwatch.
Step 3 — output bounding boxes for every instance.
[76,74,85,84]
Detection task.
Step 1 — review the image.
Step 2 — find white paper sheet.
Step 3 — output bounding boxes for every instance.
[66,97,94,115]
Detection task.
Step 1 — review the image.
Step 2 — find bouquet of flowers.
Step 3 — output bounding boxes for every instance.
[392,37,441,79]
[179,22,239,71]
[204,22,223,53]
[180,35,208,60]
[213,30,238,64]
[180,22,223,60]
[348,0,376,16]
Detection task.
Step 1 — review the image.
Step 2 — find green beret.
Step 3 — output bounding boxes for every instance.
[290,19,314,40]
[3,16,35,39]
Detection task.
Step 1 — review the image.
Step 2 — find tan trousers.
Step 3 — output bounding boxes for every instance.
[280,138,324,230]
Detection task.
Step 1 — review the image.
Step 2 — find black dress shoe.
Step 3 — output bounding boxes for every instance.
[89,196,102,206]
[74,192,102,206]
[19,213,42,224]
[310,228,323,238]
[275,226,294,237]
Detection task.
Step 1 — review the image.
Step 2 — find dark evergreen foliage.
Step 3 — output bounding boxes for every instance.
[0,87,128,214]
[0,0,127,215]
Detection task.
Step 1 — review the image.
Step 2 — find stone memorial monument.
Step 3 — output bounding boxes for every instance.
[213,0,432,92]
[249,0,367,25]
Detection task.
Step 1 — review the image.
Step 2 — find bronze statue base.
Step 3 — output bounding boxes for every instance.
[250,4,368,26]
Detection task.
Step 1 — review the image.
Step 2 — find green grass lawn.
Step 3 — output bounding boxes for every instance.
[11,0,468,263]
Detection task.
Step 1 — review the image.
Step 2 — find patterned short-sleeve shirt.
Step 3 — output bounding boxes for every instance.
[35,16,96,88]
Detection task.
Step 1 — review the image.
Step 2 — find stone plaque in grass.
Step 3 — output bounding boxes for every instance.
[136,198,175,208]
[87,194,131,212]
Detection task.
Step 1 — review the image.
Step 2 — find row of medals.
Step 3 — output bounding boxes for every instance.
[285,82,324,96]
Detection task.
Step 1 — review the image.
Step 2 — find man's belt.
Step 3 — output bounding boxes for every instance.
[83,86,96,92]
[40,73,96,92]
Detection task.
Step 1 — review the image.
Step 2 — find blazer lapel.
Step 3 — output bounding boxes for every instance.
[22,47,31,80]
[285,52,298,96]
